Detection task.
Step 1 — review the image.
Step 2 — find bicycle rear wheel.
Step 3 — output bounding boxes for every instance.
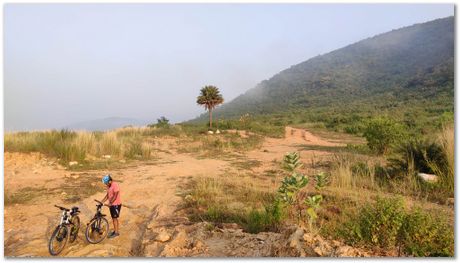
[48,225,69,256]
[85,217,109,244]
[69,215,80,243]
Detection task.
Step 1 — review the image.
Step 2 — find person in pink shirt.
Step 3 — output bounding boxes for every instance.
[101,174,122,238]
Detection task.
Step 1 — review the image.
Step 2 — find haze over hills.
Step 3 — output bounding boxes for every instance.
[190,16,454,128]
[63,117,151,131]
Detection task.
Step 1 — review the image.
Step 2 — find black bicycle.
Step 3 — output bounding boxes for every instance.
[48,205,80,256]
[85,200,109,244]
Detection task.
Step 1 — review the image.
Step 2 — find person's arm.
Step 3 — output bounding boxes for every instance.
[101,193,108,203]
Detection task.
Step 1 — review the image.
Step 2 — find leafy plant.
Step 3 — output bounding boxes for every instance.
[314,172,329,190]
[277,152,309,222]
[277,175,309,205]
[305,194,323,230]
[282,152,303,172]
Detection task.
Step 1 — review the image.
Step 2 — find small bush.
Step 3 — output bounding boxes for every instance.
[344,196,406,248]
[363,117,406,155]
[400,208,453,257]
[339,197,454,256]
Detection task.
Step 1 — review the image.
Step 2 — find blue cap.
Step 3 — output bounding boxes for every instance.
[102,174,111,184]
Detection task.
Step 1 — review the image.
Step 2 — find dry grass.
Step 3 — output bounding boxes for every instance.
[4,128,154,166]
[185,176,276,232]
[329,154,379,191]
[435,124,454,195]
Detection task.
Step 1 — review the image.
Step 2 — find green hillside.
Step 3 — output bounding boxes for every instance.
[189,17,454,135]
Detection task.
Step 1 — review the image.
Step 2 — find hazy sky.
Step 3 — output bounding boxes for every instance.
[4,4,454,131]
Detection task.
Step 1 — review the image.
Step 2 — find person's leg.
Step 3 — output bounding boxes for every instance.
[113,218,119,234]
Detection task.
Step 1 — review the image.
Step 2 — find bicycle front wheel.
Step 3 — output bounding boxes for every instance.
[69,215,80,243]
[85,217,109,244]
[48,225,69,256]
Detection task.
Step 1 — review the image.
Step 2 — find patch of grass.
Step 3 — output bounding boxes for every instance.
[5,128,158,170]
[299,144,370,155]
[264,169,281,178]
[185,177,279,233]
[177,133,264,158]
[230,159,262,170]
[60,173,106,203]
[67,159,128,171]
[4,187,49,206]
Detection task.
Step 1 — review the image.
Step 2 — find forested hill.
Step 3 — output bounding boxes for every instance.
[189,16,454,131]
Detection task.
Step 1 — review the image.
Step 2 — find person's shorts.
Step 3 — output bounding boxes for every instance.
[109,204,122,218]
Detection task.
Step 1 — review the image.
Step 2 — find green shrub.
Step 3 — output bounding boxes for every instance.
[339,197,454,256]
[363,117,406,155]
[339,197,403,246]
[400,208,453,257]
[148,116,170,128]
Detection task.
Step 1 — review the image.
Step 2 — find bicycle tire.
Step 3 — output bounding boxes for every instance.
[85,217,109,244]
[48,225,69,256]
[69,215,80,243]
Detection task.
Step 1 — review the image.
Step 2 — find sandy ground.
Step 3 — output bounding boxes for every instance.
[3,127,361,257]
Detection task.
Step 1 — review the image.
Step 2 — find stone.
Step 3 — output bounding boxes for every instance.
[68,161,78,166]
[447,198,454,206]
[155,231,171,242]
[417,173,438,183]
[102,155,111,159]
[207,131,214,135]
[215,130,221,134]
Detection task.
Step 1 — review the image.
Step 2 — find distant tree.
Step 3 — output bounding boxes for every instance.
[156,116,170,128]
[148,116,170,128]
[363,117,405,155]
[196,85,224,129]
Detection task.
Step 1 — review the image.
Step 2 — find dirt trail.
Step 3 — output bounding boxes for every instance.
[4,126,352,257]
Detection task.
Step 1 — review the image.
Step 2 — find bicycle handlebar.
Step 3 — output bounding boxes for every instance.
[54,205,69,211]
[94,199,103,205]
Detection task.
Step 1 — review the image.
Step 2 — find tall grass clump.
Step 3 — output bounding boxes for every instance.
[5,127,157,165]
[5,129,85,163]
[98,132,122,157]
[386,124,454,199]
[428,124,454,196]
[329,154,378,191]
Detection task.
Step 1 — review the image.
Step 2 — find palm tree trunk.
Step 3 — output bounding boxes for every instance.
[209,109,213,129]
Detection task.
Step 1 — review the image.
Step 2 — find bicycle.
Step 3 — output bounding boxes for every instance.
[85,199,109,244]
[48,205,81,256]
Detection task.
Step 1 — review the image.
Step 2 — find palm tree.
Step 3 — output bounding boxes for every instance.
[197,85,224,129]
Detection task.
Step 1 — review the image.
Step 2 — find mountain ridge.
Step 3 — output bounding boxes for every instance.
[189,16,454,129]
